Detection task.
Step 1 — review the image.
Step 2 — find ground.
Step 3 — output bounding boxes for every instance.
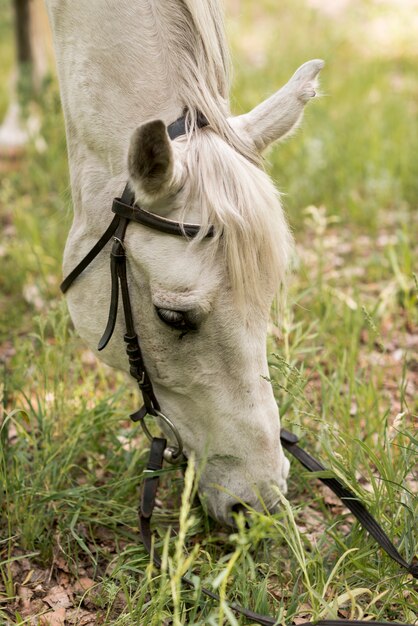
[0,0,417,624]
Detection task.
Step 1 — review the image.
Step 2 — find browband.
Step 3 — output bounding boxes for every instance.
[112,198,214,238]
[60,110,213,296]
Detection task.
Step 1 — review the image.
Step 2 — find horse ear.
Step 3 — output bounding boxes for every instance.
[128,120,182,203]
[229,59,324,153]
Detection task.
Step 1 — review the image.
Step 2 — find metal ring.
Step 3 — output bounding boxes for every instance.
[139,416,154,443]
[139,410,184,463]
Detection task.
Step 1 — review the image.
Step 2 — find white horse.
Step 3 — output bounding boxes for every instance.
[46,0,323,524]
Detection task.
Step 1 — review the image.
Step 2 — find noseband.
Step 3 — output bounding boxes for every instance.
[61,112,417,625]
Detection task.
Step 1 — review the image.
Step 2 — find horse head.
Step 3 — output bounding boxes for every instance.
[123,60,324,523]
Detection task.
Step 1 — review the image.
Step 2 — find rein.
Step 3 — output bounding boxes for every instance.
[61,112,417,625]
[140,435,417,626]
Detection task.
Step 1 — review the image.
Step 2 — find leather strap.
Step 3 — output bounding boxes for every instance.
[97,216,129,350]
[112,198,214,238]
[95,211,160,415]
[60,182,134,295]
[167,109,208,140]
[140,437,167,521]
[60,214,120,294]
[139,435,417,626]
[280,430,418,578]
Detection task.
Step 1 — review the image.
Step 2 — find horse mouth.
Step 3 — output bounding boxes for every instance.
[221,492,282,527]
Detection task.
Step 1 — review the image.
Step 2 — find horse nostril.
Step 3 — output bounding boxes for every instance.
[229,502,252,527]
[230,502,250,515]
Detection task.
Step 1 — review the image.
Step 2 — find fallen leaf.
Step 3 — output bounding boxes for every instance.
[73,577,95,593]
[40,607,66,626]
[18,585,33,609]
[294,602,313,624]
[57,571,70,588]
[20,598,45,619]
[52,553,70,573]
[43,585,71,609]
[66,608,98,625]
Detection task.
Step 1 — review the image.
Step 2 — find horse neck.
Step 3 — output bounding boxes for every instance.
[48,1,225,226]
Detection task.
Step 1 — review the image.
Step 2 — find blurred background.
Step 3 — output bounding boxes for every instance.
[1,0,417,328]
[0,2,417,623]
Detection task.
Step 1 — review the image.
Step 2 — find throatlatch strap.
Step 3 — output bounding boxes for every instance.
[139,435,416,626]
[60,183,134,295]
[60,214,120,294]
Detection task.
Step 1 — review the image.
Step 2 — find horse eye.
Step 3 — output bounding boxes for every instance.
[156,307,195,331]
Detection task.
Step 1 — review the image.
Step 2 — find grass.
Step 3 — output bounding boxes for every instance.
[0,0,417,624]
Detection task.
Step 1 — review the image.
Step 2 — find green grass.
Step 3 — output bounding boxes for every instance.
[0,1,417,624]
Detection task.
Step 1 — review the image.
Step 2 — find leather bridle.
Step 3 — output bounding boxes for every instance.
[61,112,417,625]
[61,113,211,462]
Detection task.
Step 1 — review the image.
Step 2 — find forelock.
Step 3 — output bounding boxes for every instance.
[179,130,294,312]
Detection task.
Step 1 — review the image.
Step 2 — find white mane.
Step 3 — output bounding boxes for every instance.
[162,0,293,307]
[154,1,258,159]
[179,130,293,309]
